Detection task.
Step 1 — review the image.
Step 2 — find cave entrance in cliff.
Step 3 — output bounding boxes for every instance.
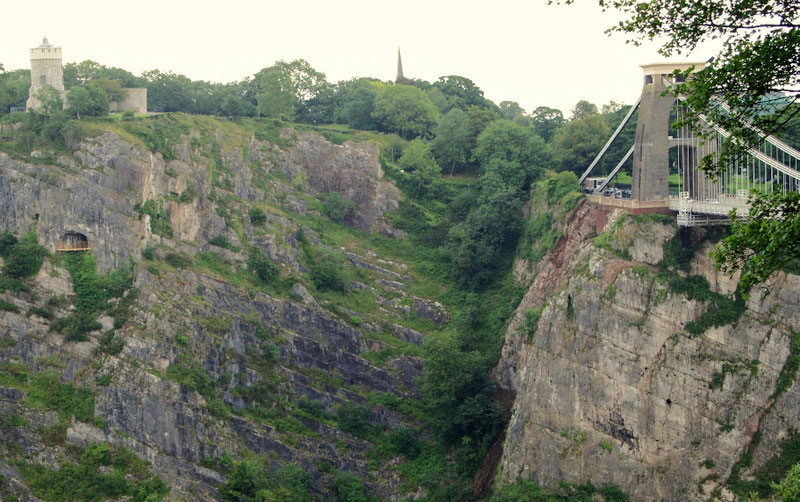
[55,231,90,252]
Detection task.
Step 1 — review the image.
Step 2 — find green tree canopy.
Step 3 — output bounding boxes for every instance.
[142,70,193,112]
[372,84,440,139]
[0,69,30,112]
[35,84,63,117]
[253,59,330,122]
[774,463,800,502]
[530,106,565,143]
[712,192,800,295]
[498,101,526,122]
[91,78,127,103]
[63,60,144,89]
[335,78,378,130]
[552,113,609,174]
[570,99,599,120]
[398,139,444,199]
[254,66,297,120]
[433,75,495,112]
[432,108,471,175]
[474,119,552,178]
[66,82,110,119]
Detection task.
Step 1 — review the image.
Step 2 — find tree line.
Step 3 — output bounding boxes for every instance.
[0,58,638,175]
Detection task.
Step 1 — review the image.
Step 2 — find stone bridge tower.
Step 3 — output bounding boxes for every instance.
[26,37,65,111]
[632,62,704,201]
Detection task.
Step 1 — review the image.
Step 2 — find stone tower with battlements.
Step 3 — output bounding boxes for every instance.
[26,37,66,111]
[24,37,147,114]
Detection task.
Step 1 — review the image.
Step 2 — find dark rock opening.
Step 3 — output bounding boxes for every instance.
[56,231,90,251]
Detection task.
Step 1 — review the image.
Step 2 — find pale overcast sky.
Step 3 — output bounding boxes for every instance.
[0,0,718,116]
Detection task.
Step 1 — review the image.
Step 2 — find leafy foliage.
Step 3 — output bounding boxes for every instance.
[133,199,173,238]
[712,192,800,295]
[0,231,46,279]
[330,471,376,502]
[220,459,313,502]
[552,111,609,174]
[208,235,240,252]
[432,108,471,175]
[54,252,134,341]
[166,353,215,401]
[20,442,169,502]
[397,139,444,199]
[774,462,800,502]
[247,248,278,283]
[488,479,628,502]
[372,84,440,139]
[248,207,267,226]
[26,370,95,423]
[308,248,348,292]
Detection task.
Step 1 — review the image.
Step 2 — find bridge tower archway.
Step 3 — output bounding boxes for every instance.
[632,62,705,201]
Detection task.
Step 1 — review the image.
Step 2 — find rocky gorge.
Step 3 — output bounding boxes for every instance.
[0,113,798,502]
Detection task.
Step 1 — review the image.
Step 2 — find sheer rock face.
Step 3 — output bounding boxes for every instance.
[0,127,418,501]
[0,129,399,273]
[495,201,800,501]
[281,132,401,237]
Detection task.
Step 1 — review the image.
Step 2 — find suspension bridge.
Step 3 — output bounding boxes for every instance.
[580,62,800,226]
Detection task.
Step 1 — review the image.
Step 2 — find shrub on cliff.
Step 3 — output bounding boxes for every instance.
[247,248,278,283]
[1,231,46,279]
[308,249,348,292]
[248,207,267,226]
[220,459,313,502]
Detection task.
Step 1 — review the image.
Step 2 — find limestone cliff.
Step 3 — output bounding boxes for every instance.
[495,200,800,501]
[0,117,437,501]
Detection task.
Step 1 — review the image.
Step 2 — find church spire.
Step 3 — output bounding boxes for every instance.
[395,47,405,83]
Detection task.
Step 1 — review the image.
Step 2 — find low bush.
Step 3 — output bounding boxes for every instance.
[20,442,170,502]
[1,231,46,279]
[164,252,192,269]
[248,248,278,283]
[27,306,53,319]
[97,330,124,355]
[330,471,376,502]
[249,207,267,226]
[220,459,313,502]
[308,249,348,292]
[27,370,95,423]
[208,235,240,252]
[335,402,372,438]
[0,299,19,313]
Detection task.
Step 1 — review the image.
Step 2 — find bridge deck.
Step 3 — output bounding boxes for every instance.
[667,195,750,216]
[588,193,751,227]
[586,195,669,209]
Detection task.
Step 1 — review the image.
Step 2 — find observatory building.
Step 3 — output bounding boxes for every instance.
[25,37,147,114]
